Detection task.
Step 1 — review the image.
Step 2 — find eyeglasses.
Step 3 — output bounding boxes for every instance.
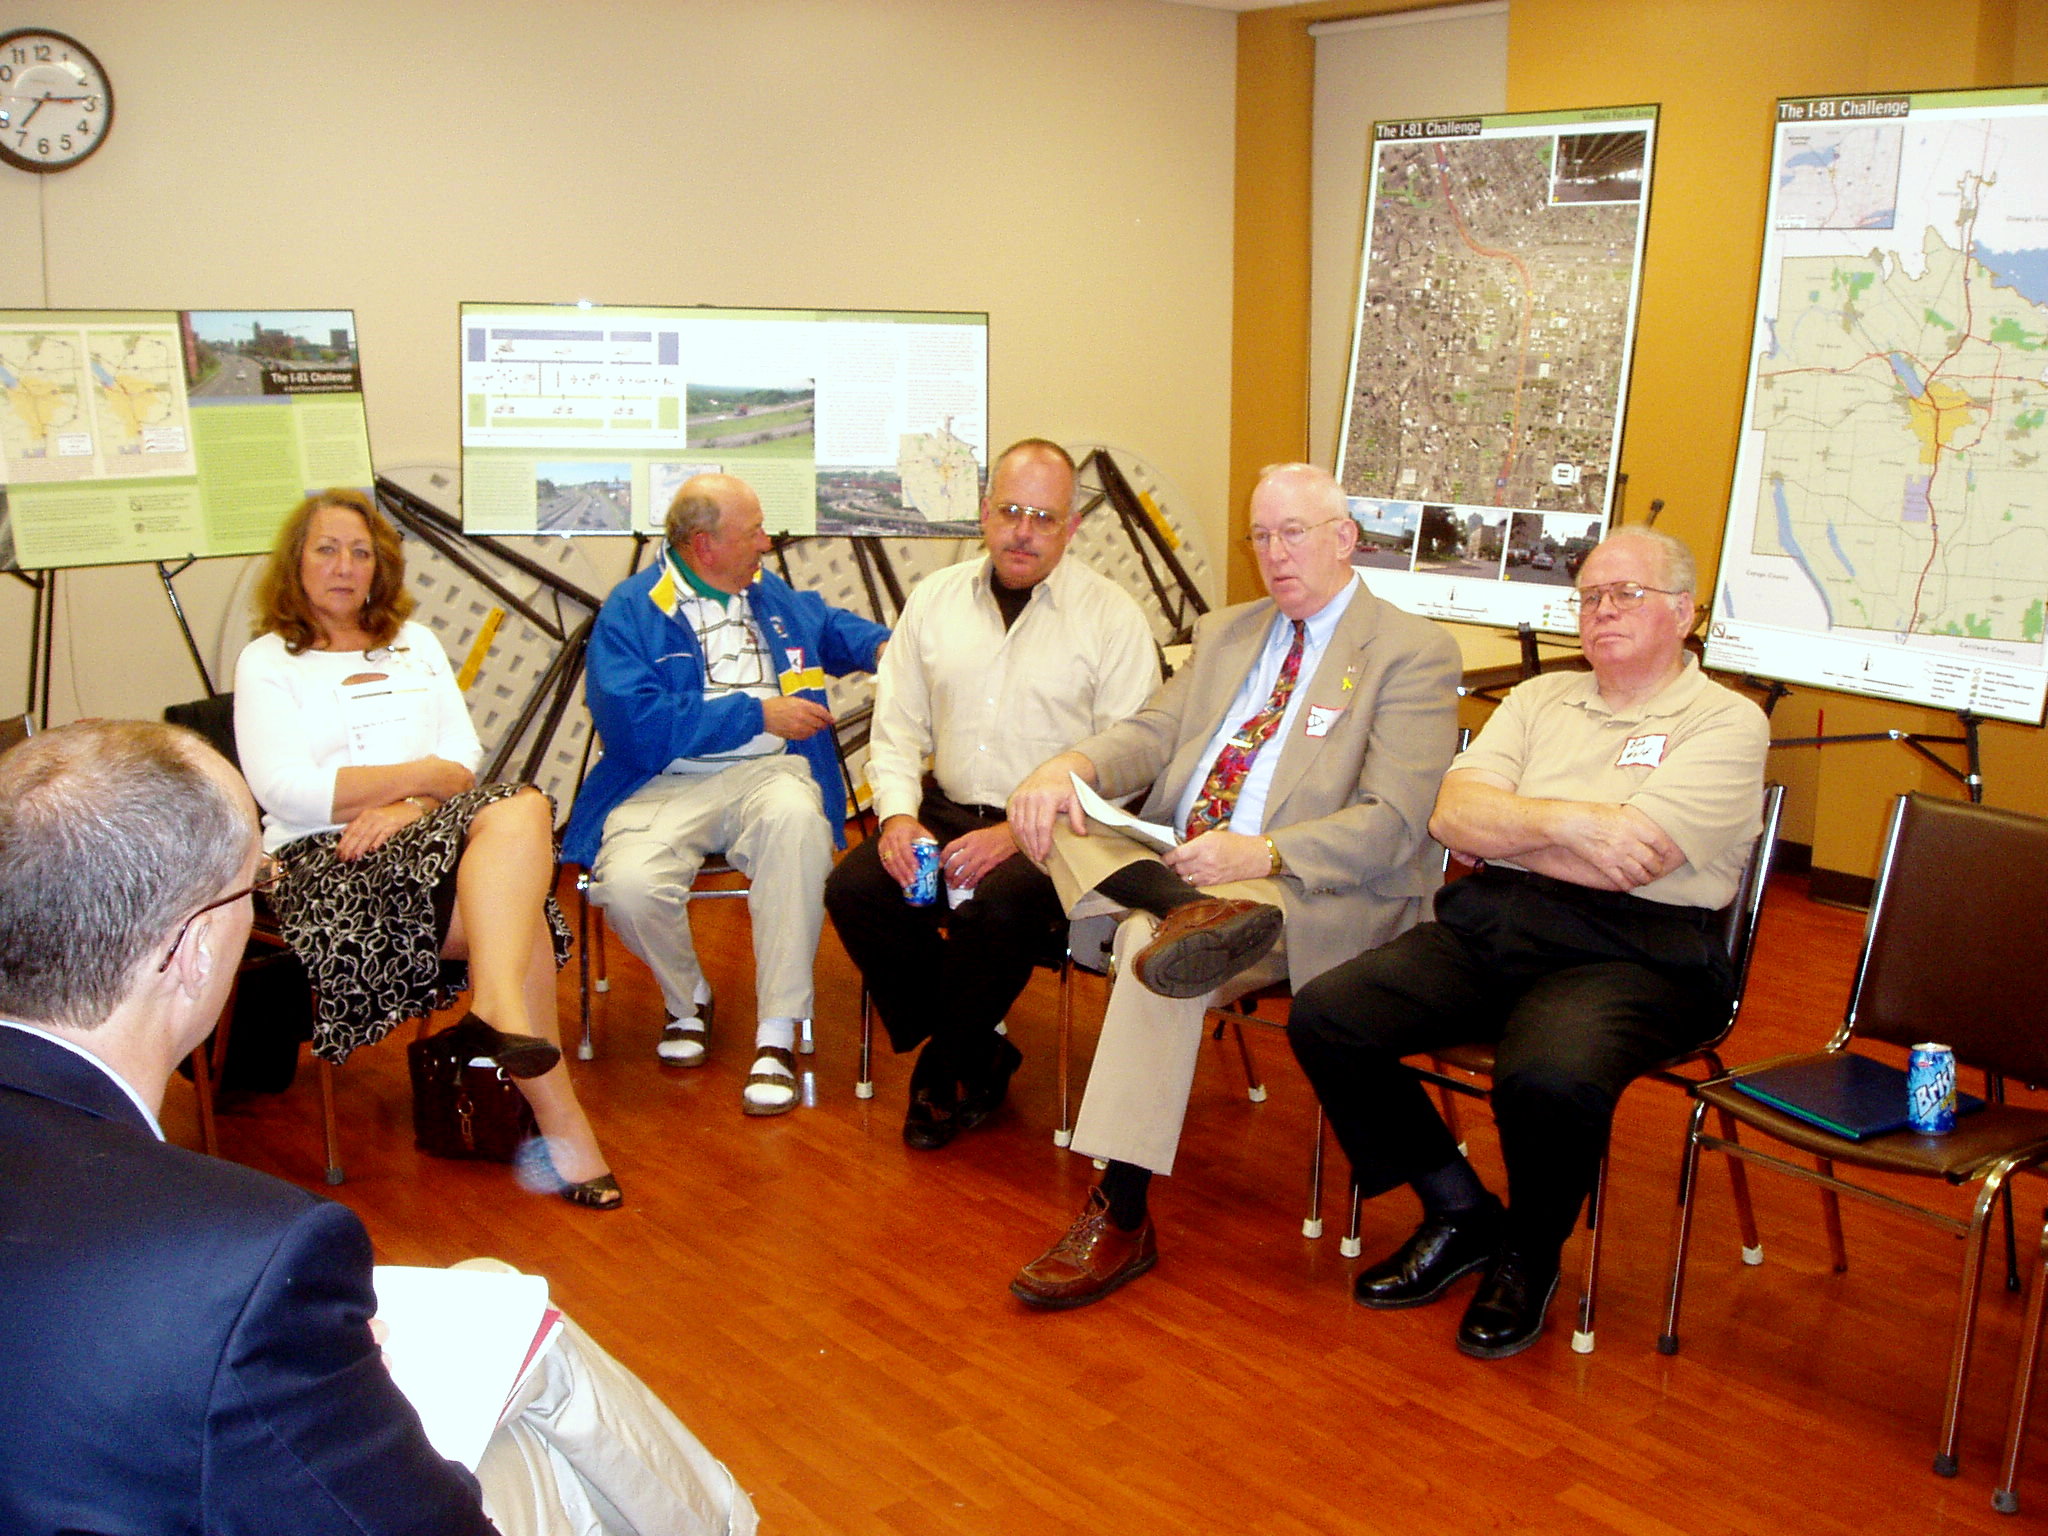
[985,502,1066,528]
[157,854,284,973]
[1565,581,1686,616]
[1244,516,1344,552]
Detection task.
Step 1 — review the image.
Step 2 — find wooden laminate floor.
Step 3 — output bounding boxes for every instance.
[164,870,2048,1534]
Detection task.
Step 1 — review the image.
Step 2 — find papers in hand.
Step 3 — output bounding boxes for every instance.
[1070,771,1180,854]
[371,1265,559,1471]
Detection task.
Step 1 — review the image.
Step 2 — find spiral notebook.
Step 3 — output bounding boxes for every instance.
[1730,1052,1984,1141]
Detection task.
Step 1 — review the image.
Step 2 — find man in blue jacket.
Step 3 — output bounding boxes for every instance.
[563,473,887,1114]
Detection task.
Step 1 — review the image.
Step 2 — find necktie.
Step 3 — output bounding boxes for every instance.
[1184,619,1307,838]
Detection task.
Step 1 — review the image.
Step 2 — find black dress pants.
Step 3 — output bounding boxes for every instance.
[1286,866,1731,1257]
[824,786,1065,1069]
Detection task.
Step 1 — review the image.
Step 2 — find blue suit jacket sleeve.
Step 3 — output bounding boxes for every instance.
[205,1200,497,1536]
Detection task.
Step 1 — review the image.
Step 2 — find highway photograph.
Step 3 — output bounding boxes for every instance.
[536,461,633,533]
[184,310,359,398]
[687,381,815,451]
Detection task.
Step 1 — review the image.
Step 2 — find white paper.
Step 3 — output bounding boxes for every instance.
[371,1265,551,1471]
[1070,771,1180,854]
[339,675,434,766]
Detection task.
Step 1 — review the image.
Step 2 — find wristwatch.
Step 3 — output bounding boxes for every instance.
[1264,836,1284,877]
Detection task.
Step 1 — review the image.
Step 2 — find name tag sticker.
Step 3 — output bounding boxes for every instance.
[1305,704,1343,739]
[1615,733,1668,769]
[780,664,826,695]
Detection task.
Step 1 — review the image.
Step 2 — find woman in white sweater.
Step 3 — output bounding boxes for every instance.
[234,488,618,1209]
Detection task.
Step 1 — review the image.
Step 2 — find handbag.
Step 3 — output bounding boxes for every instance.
[406,1029,538,1162]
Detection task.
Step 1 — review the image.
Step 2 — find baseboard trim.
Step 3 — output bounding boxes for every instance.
[1808,865,1874,911]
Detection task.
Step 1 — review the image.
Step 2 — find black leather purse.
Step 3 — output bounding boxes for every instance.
[406,1030,537,1162]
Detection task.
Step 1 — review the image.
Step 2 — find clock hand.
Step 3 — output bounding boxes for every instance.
[18,95,43,126]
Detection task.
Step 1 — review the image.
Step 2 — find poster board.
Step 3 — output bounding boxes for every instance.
[1706,85,2048,726]
[0,309,372,570]
[458,302,988,539]
[1334,105,1658,634]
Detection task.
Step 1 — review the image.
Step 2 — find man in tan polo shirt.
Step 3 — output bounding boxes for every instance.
[1287,525,1769,1361]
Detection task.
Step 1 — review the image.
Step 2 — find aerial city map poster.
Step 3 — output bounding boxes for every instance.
[0,309,371,571]
[459,303,988,540]
[1336,105,1658,634]
[1707,86,2048,725]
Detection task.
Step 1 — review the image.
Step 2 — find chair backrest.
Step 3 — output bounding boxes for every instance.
[164,693,239,770]
[1845,793,2048,1082]
[0,714,32,753]
[1700,780,1787,1052]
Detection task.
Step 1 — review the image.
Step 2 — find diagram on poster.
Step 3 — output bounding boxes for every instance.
[459,304,988,538]
[1335,105,1658,634]
[0,309,372,571]
[1707,86,2048,725]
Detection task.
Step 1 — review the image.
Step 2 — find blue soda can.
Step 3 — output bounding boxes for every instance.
[1908,1043,1957,1134]
[905,837,941,906]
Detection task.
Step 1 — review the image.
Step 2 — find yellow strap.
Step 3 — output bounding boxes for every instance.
[455,608,504,693]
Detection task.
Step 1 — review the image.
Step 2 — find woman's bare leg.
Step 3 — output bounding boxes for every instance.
[443,789,611,1185]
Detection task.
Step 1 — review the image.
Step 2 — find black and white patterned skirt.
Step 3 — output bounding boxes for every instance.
[269,783,573,1063]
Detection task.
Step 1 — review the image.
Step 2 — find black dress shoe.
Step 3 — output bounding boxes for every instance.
[1456,1249,1561,1360]
[955,1036,1024,1132]
[439,1013,561,1080]
[902,1089,959,1151]
[1353,1198,1503,1310]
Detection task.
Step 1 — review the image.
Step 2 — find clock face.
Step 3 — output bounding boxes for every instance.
[0,29,112,173]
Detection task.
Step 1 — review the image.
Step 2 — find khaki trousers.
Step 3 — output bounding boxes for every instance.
[1046,822,1287,1176]
[589,756,831,1023]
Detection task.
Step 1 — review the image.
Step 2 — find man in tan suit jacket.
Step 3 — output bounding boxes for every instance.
[1004,462,1463,1309]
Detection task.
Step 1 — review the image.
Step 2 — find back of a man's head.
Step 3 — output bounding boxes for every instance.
[0,721,246,1029]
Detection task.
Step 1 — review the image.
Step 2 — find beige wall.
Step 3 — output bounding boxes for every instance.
[0,0,1236,721]
[1235,0,2047,880]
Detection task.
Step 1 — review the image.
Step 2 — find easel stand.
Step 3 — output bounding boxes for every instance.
[9,567,53,727]
[1754,676,1986,804]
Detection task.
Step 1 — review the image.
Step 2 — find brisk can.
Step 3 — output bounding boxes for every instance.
[905,836,941,906]
[1908,1043,1957,1134]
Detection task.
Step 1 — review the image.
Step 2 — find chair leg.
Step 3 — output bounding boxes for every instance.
[576,878,596,1062]
[1572,1150,1608,1354]
[1303,1105,1325,1239]
[1344,1177,1365,1259]
[1433,1061,1468,1156]
[1935,1170,2015,1479]
[1712,1105,1763,1264]
[1817,1156,1849,1273]
[1658,1098,1712,1355]
[318,1059,344,1186]
[855,985,875,1100]
[1054,963,1073,1147]
[1230,1016,1267,1103]
[1993,1208,2048,1513]
[797,1016,814,1056]
[189,1040,220,1157]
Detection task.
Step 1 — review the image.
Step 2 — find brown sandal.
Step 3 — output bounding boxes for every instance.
[742,1045,799,1117]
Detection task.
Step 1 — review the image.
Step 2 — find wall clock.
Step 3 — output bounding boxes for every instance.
[0,28,112,173]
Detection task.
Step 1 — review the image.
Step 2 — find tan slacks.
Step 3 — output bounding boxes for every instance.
[1045,822,1287,1176]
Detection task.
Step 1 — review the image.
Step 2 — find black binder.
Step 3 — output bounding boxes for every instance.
[1731,1052,1984,1141]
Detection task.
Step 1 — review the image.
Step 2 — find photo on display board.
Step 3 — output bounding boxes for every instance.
[1334,104,1657,635]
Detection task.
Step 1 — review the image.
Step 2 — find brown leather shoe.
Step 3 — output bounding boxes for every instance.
[1130,897,1283,999]
[1009,1188,1158,1310]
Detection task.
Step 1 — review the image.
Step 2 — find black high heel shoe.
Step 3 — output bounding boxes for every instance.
[438,1013,561,1080]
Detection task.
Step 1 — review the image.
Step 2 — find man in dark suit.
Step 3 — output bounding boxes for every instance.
[0,720,756,1536]
[1004,462,1464,1308]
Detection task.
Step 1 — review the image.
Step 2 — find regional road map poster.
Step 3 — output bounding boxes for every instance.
[0,309,371,571]
[1708,85,2048,725]
[458,303,988,539]
[1335,105,1658,636]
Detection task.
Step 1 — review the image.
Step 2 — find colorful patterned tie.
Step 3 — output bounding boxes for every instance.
[1184,619,1307,838]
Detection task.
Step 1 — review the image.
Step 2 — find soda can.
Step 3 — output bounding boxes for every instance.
[1907,1043,1957,1134]
[905,837,941,906]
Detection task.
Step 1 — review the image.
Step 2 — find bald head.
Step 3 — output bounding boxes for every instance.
[666,473,770,594]
[0,721,254,1028]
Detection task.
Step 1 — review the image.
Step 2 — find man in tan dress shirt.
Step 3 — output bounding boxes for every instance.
[824,439,1159,1150]
[1288,525,1769,1361]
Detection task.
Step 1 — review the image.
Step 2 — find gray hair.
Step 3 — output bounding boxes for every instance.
[664,483,729,549]
[1254,462,1348,522]
[1597,524,1697,596]
[0,721,247,1028]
